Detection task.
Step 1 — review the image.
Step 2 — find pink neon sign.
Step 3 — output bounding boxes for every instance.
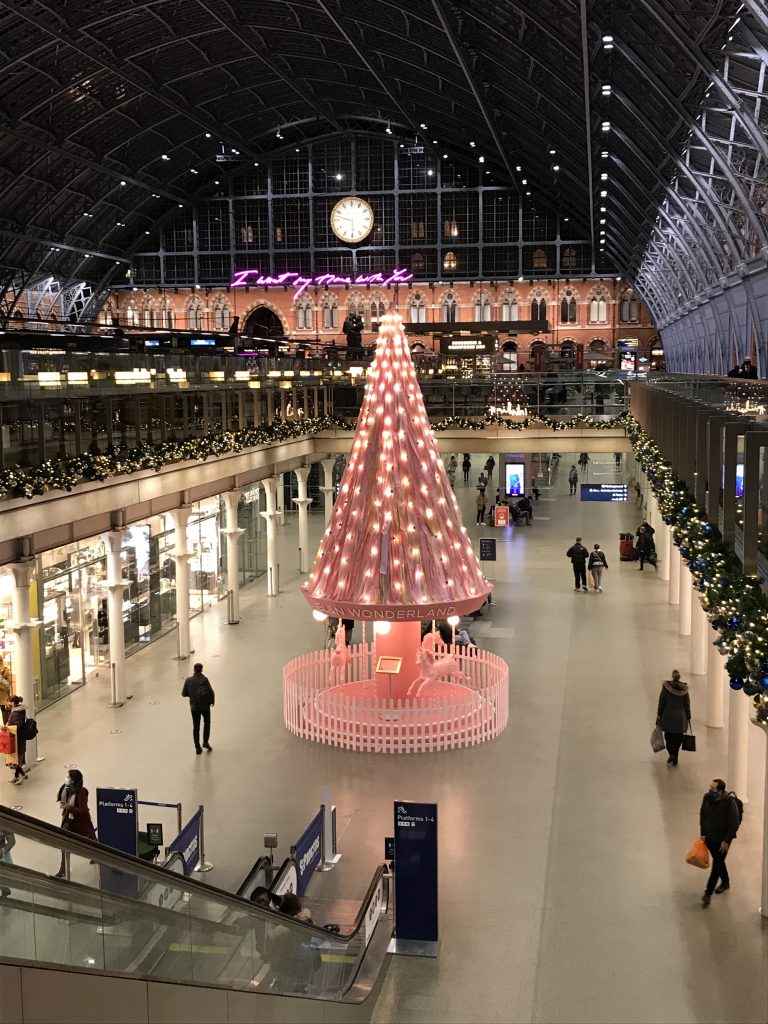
[230,266,413,299]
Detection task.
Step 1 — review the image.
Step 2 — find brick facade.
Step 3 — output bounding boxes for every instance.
[106,276,659,366]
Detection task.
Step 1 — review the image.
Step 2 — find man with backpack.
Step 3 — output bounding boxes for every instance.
[181,663,216,755]
[699,778,741,906]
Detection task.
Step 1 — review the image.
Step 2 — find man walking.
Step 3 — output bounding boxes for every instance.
[182,662,215,754]
[566,538,589,592]
[568,465,578,495]
[699,778,740,907]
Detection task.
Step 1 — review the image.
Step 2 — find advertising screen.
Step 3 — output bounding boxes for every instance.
[505,462,525,497]
[736,464,744,498]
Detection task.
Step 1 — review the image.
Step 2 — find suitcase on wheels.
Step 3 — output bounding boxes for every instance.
[619,534,635,561]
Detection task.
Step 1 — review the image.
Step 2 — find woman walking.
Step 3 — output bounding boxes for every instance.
[588,543,608,592]
[2,695,28,784]
[656,670,691,766]
[476,489,487,525]
[55,768,97,877]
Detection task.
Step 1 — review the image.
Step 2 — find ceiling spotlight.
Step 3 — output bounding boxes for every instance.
[553,164,560,171]
[563,217,569,222]
[469,141,476,147]
[419,123,427,129]
[335,173,343,181]
[478,156,485,163]
[600,172,608,180]
[295,148,300,152]
[214,180,220,184]
[443,153,448,158]
[601,121,611,131]
[515,165,522,171]
[205,132,211,139]
[178,204,183,208]
[521,178,527,184]
[385,123,392,134]
[254,161,259,166]
[600,218,606,224]
[601,84,611,95]
[549,149,556,155]
[119,179,127,186]
[602,34,614,49]
[190,169,198,174]
[427,169,434,176]
[600,205,607,212]
[517,275,524,281]
[601,150,609,158]
[145,230,150,235]
[161,154,170,160]
[600,189,608,196]
[525,190,531,195]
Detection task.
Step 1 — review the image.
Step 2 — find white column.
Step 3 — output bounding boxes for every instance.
[727,687,750,799]
[10,560,41,762]
[690,591,708,675]
[260,477,280,596]
[757,723,768,918]
[678,563,692,636]
[169,507,193,661]
[293,466,313,574]
[668,545,681,605]
[104,531,128,705]
[320,458,336,525]
[221,489,244,624]
[706,637,725,728]
[658,522,671,583]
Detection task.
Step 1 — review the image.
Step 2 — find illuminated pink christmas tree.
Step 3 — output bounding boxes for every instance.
[302,313,491,701]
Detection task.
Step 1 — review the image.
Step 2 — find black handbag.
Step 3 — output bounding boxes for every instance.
[681,722,696,752]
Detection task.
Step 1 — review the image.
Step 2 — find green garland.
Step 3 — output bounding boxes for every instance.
[0,416,351,501]
[625,415,768,723]
[432,412,627,432]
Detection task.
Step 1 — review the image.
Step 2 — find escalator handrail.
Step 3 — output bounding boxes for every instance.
[0,805,385,943]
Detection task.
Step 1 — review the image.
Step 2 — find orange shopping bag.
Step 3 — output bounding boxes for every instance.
[685,837,710,869]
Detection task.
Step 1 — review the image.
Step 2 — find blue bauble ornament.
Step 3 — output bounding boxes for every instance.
[730,678,744,690]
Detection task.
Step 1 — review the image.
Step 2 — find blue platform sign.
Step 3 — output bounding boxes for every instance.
[96,788,139,898]
[168,809,203,877]
[394,801,438,951]
[96,788,138,855]
[295,808,324,896]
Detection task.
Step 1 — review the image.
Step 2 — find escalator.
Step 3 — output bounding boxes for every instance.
[0,806,391,1010]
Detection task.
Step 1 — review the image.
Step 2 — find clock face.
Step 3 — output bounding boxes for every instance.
[330,196,374,243]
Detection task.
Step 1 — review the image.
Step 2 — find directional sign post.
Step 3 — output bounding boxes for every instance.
[391,801,439,957]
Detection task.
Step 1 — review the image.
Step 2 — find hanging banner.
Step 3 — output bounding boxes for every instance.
[168,809,203,877]
[294,808,324,896]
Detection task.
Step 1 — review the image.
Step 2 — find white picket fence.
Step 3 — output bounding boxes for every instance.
[283,641,509,753]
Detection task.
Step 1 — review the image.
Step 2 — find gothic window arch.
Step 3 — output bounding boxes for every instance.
[187,297,203,331]
[124,302,138,327]
[142,299,158,329]
[560,288,577,324]
[443,251,457,272]
[370,296,386,328]
[295,296,313,331]
[589,289,607,323]
[412,251,426,274]
[474,289,491,322]
[409,292,427,324]
[442,291,458,323]
[530,294,546,320]
[533,247,547,270]
[160,298,175,329]
[620,288,639,323]
[501,290,519,321]
[322,294,339,330]
[213,299,231,331]
[561,246,577,270]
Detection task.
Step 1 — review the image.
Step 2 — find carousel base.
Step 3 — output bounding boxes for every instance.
[283,643,509,754]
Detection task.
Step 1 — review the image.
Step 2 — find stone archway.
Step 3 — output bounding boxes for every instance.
[244,305,285,338]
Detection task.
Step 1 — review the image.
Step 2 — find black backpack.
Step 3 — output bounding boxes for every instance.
[24,717,38,740]
[727,791,744,826]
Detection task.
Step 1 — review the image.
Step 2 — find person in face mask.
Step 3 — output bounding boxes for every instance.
[699,778,740,907]
[54,769,96,878]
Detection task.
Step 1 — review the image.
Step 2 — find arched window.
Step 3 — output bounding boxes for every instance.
[213,300,231,331]
[442,292,458,323]
[561,247,577,270]
[620,289,640,322]
[589,294,608,323]
[443,219,459,238]
[530,297,546,320]
[142,301,157,328]
[161,300,175,329]
[474,290,491,322]
[370,299,386,328]
[501,291,519,321]
[443,250,457,271]
[533,248,547,270]
[409,292,427,324]
[125,305,138,327]
[187,298,203,331]
[411,220,425,240]
[295,297,313,331]
[322,294,338,330]
[412,251,426,274]
[560,291,577,324]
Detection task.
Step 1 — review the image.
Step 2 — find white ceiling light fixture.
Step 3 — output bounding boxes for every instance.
[601,121,611,132]
[602,34,614,49]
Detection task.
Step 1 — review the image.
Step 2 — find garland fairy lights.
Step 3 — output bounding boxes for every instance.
[625,415,768,723]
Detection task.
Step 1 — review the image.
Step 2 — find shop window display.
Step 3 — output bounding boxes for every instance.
[187,499,224,614]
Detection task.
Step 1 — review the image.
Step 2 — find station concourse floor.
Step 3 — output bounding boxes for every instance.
[5,454,768,1024]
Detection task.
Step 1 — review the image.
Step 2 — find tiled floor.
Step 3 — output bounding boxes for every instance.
[5,454,767,1023]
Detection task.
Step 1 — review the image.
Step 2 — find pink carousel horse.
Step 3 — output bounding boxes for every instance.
[328,627,351,684]
[407,632,468,698]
